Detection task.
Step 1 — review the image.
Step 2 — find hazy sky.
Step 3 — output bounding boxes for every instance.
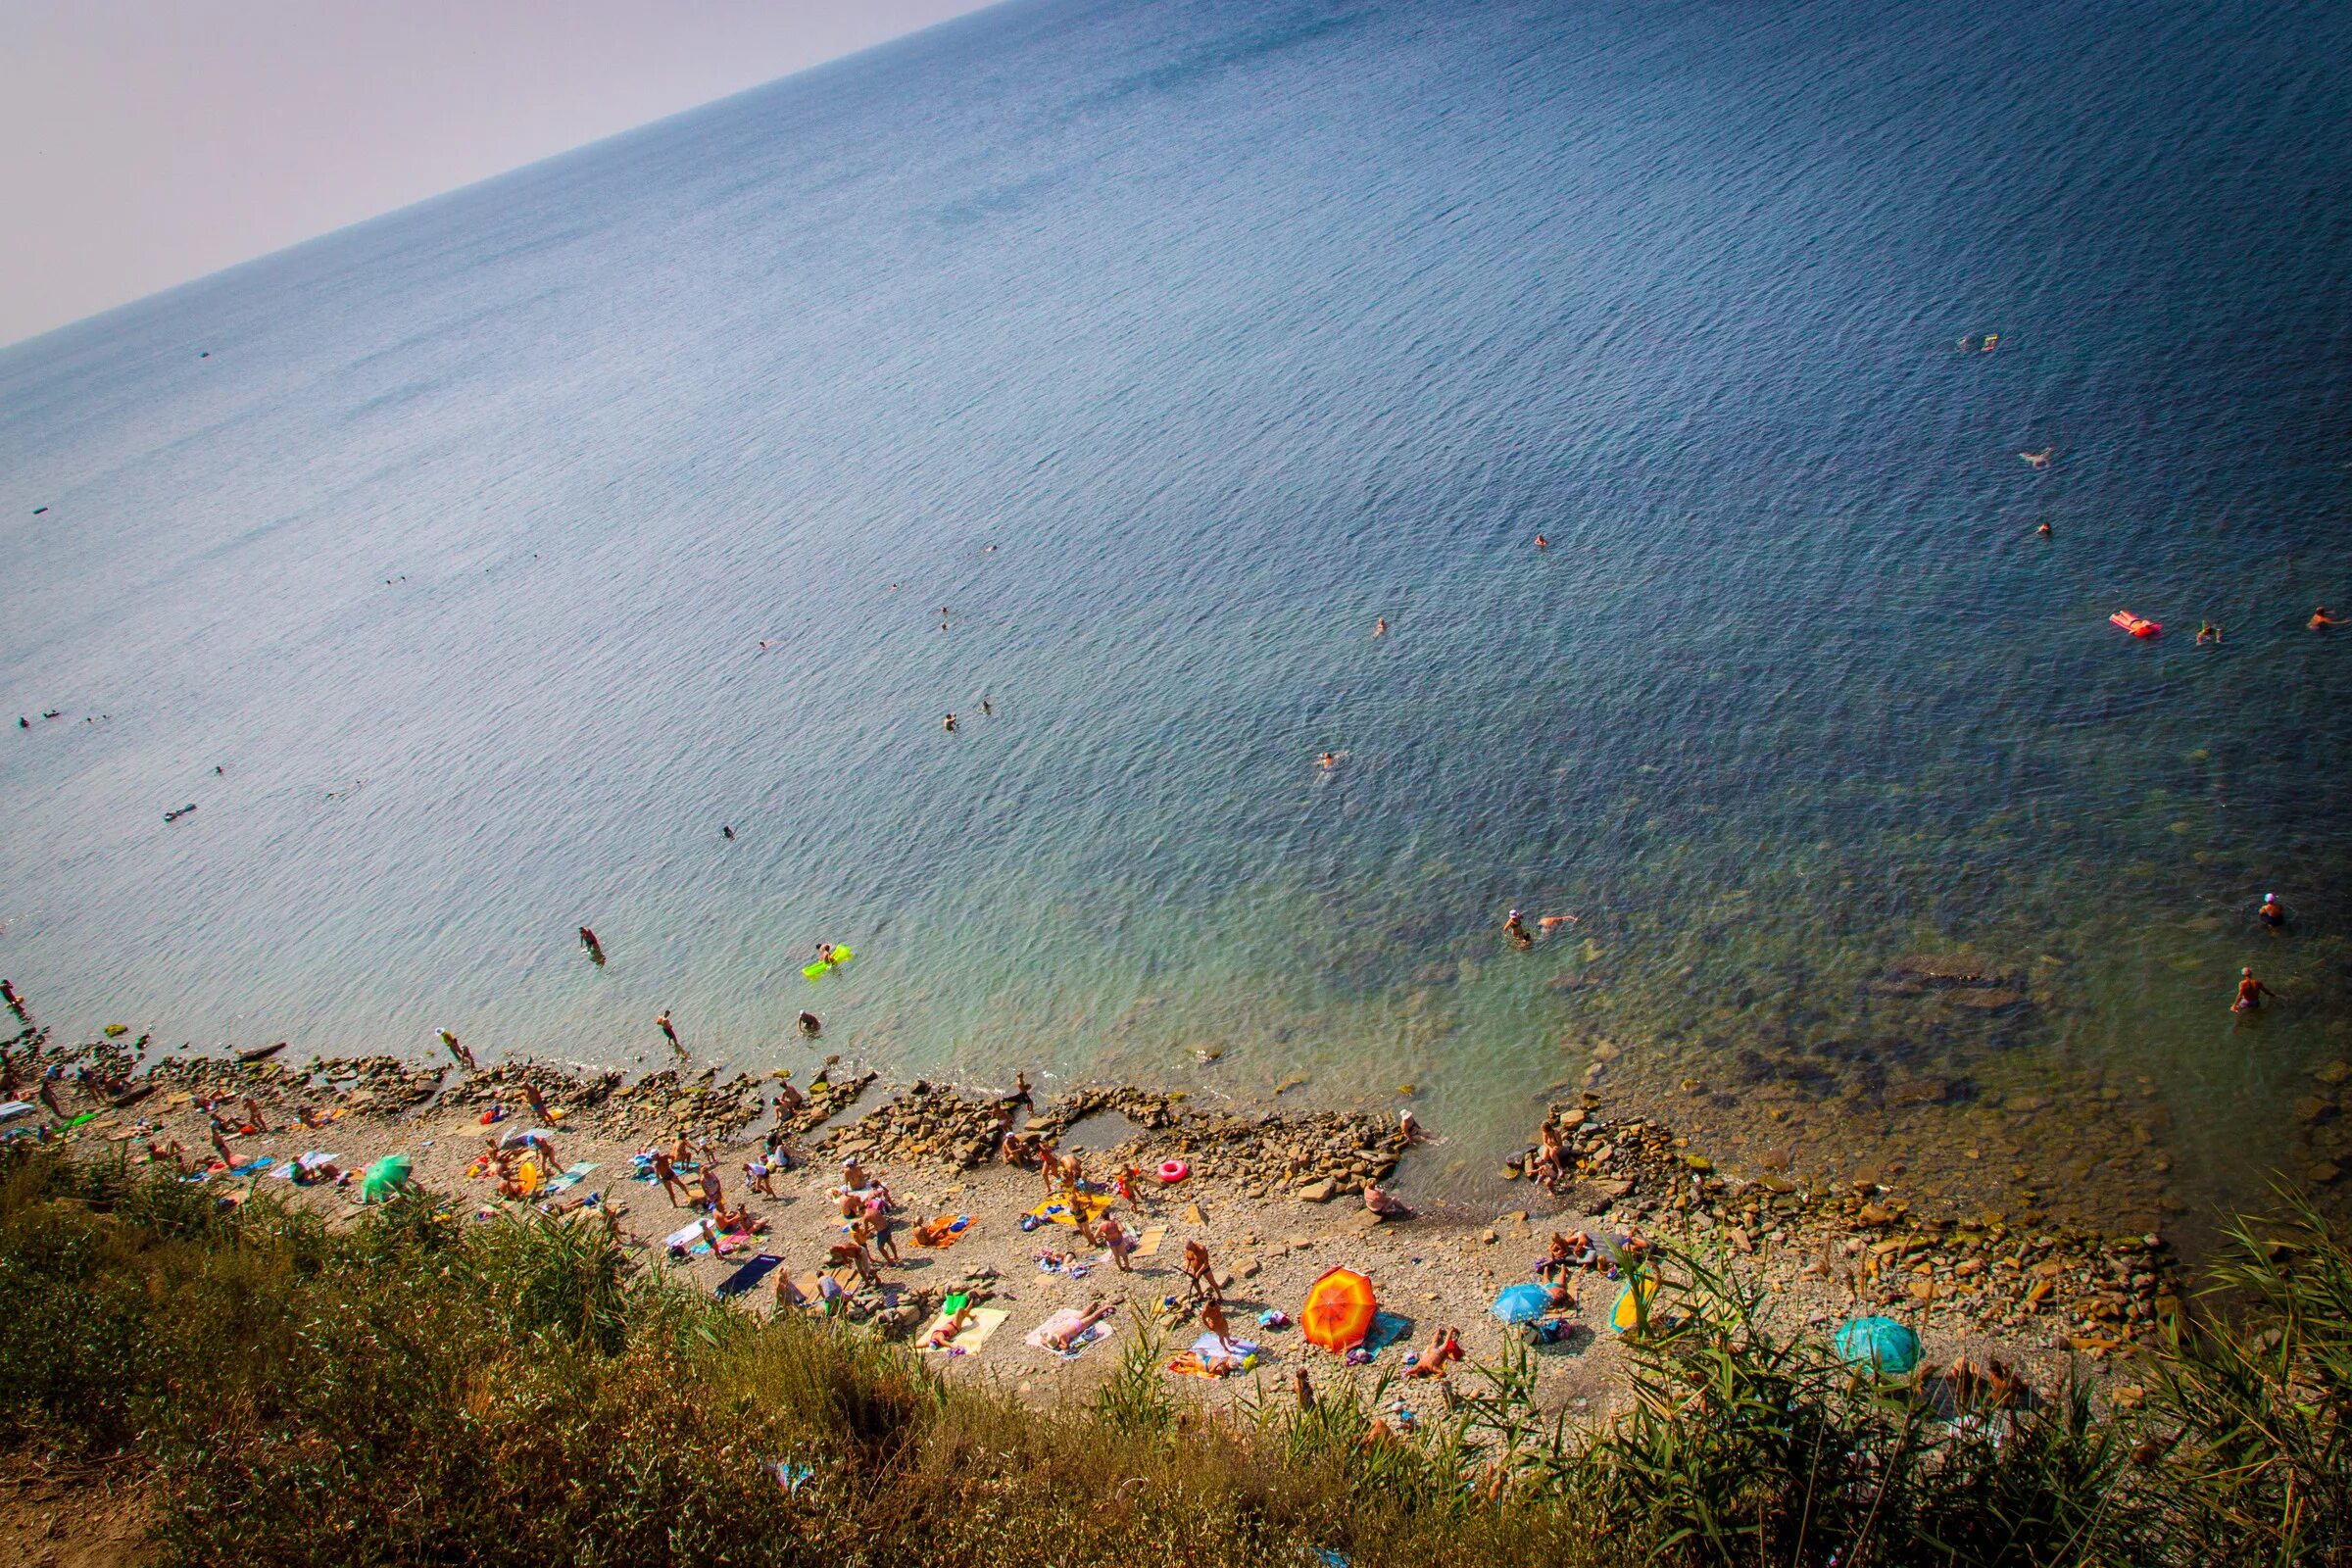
[0,1,998,347]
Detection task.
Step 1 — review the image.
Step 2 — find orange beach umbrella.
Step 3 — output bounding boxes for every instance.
[1300,1267,1378,1352]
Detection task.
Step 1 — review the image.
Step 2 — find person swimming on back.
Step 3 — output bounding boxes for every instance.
[2259,894,2284,929]
[2233,966,2277,1012]
[1318,752,1339,769]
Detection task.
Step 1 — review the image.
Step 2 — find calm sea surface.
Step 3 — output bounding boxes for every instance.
[5,0,2351,1229]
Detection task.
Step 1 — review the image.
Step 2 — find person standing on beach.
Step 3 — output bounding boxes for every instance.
[2233,966,2277,1012]
[437,1029,475,1070]
[1182,1240,1218,1303]
[650,1150,690,1206]
[521,1081,553,1124]
[1200,1296,1235,1356]
[1097,1214,1134,1272]
[657,1010,682,1055]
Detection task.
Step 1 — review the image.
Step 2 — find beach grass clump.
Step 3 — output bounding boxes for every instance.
[0,1145,2347,1566]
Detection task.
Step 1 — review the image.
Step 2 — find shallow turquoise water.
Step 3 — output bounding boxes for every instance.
[3,0,2350,1218]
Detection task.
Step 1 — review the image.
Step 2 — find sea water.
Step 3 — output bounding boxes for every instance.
[4,0,2350,1230]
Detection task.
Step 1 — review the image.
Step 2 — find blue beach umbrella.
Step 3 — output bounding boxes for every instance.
[1491,1283,1554,1324]
[1834,1315,1922,1376]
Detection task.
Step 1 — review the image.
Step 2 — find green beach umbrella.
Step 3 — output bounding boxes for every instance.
[361,1153,413,1203]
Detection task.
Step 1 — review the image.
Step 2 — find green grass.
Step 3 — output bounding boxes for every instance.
[0,1145,2343,1566]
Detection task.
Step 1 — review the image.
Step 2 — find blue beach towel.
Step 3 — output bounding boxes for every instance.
[716,1253,786,1299]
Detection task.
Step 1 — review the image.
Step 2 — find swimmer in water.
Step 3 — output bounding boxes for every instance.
[1538,913,1579,933]
[943,712,957,731]
[798,1010,822,1038]
[1502,908,1533,947]
[722,825,735,839]
[2036,521,2051,538]
[1318,752,1339,770]
[1535,534,1549,549]
[1374,616,1388,637]
[2232,966,2276,1013]
[2259,893,2284,928]
[758,640,775,651]
[981,698,993,716]
[2312,606,2338,630]
[2020,448,2053,469]
[2196,621,2223,646]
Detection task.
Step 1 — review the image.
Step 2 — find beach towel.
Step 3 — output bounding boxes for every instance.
[0,1102,34,1124]
[271,1152,340,1180]
[545,1161,599,1193]
[213,1155,275,1180]
[691,1223,762,1256]
[1191,1332,1260,1362]
[1130,1226,1167,1259]
[918,1305,1008,1354]
[1026,1308,1117,1356]
[913,1213,974,1248]
[715,1253,786,1299]
[1026,1193,1112,1228]
[1360,1312,1413,1354]
[1169,1336,1259,1378]
[662,1220,712,1250]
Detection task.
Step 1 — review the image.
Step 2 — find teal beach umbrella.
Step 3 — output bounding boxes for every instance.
[361,1153,413,1203]
[1834,1315,1922,1376]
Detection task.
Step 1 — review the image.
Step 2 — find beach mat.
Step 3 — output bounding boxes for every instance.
[715,1253,786,1299]
[545,1161,599,1192]
[919,1305,1008,1353]
[1130,1226,1166,1259]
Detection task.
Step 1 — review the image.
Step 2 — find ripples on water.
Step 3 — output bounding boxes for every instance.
[3,0,2350,1235]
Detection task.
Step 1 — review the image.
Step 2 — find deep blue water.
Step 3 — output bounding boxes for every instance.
[5,0,2351,1223]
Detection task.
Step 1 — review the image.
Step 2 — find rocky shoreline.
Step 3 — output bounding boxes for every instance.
[3,1013,2184,1386]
